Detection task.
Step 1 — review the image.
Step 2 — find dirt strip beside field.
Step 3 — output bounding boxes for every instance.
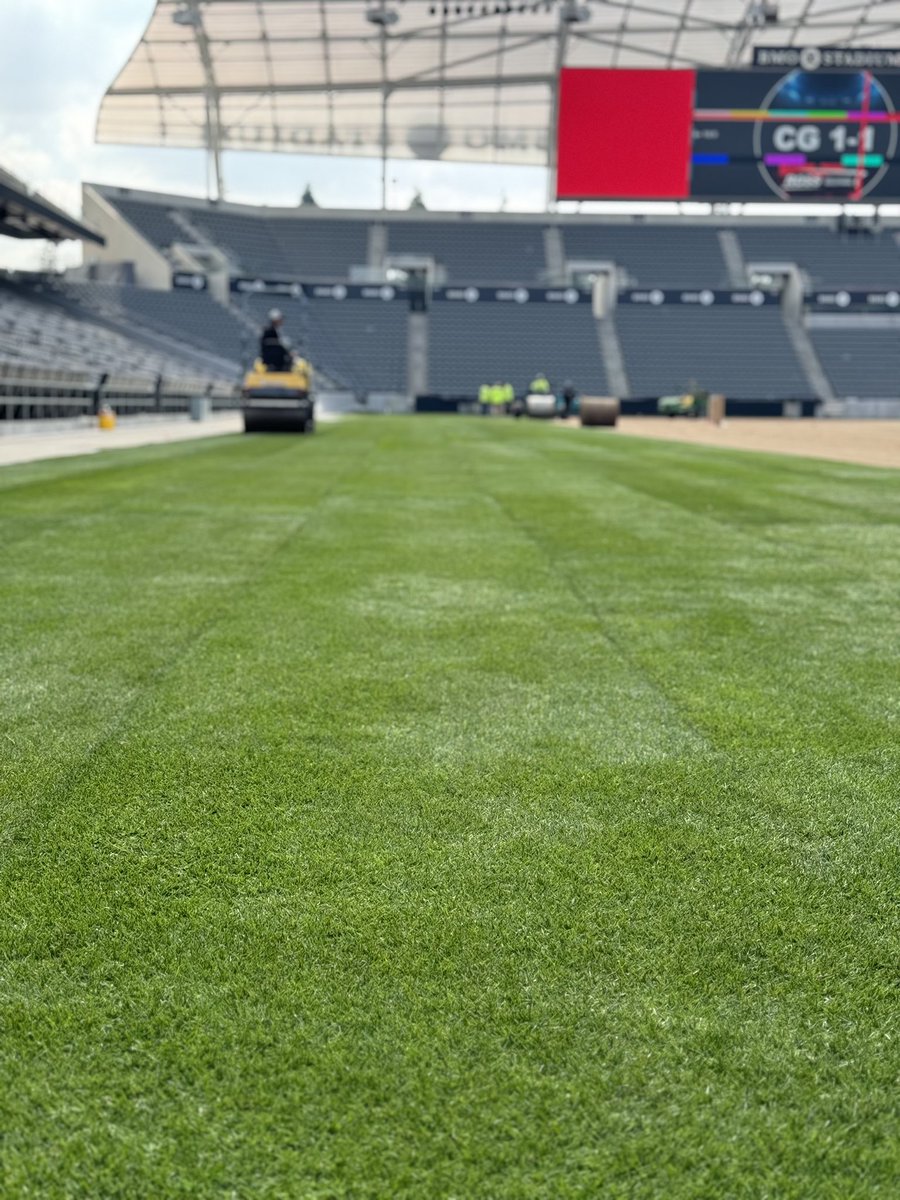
[610,418,900,470]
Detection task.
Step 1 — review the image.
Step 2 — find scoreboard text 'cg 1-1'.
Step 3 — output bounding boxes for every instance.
[556,49,900,203]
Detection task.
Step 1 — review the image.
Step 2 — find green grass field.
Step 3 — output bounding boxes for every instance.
[2,417,898,1198]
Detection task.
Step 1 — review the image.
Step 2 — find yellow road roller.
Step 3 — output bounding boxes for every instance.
[242,357,315,434]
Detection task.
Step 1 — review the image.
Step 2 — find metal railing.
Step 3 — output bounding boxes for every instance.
[0,360,239,421]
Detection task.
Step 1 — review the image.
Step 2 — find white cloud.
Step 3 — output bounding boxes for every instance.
[0,0,157,267]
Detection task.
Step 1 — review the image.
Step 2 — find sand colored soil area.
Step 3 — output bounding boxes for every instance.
[611,417,900,470]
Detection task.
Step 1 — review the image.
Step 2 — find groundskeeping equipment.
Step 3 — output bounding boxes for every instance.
[242,357,315,433]
[525,393,557,419]
[580,397,620,427]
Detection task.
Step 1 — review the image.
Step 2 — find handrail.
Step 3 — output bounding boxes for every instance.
[0,358,239,417]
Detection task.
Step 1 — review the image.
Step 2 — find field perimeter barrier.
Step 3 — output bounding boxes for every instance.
[0,362,239,421]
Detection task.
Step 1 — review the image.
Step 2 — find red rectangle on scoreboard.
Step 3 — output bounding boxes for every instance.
[556,68,696,200]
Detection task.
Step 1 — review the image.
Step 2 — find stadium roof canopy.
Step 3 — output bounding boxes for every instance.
[98,0,900,192]
[0,167,104,244]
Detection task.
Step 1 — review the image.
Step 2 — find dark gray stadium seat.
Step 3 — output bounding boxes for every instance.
[107,199,186,250]
[429,302,606,396]
[189,211,369,278]
[616,306,810,399]
[562,224,729,287]
[737,226,900,288]
[387,220,547,283]
[62,282,249,364]
[809,326,900,398]
[269,220,370,279]
[188,211,285,275]
[238,294,407,392]
[0,279,230,379]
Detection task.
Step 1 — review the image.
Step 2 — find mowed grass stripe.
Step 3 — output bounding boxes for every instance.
[1,417,897,1199]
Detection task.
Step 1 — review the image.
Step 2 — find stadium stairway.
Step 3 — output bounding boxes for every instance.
[596,310,630,398]
[717,230,749,288]
[783,312,836,405]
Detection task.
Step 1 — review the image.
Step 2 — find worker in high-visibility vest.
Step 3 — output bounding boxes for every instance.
[478,382,491,413]
[490,381,505,412]
[503,382,515,408]
[529,372,551,395]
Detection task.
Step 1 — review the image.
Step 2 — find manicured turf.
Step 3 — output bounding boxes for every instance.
[1,417,898,1198]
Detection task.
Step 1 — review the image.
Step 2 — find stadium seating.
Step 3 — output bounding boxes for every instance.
[809,325,900,399]
[53,189,900,404]
[99,190,900,295]
[61,282,248,365]
[0,278,238,382]
[562,224,730,287]
[737,226,900,288]
[105,198,187,252]
[429,302,606,396]
[137,205,371,279]
[187,211,285,275]
[615,306,811,400]
[386,220,547,282]
[238,293,407,393]
[268,219,370,279]
[0,282,191,378]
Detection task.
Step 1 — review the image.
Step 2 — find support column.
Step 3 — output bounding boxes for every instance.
[545,13,570,211]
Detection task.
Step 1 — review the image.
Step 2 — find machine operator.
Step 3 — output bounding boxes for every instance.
[260,308,293,372]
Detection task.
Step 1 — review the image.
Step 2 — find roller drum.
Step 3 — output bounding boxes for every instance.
[579,397,620,427]
[525,393,557,419]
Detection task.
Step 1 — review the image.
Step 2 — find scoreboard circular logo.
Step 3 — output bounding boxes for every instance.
[799,48,823,73]
[752,70,898,201]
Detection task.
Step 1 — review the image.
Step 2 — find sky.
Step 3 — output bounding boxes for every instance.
[0,0,550,271]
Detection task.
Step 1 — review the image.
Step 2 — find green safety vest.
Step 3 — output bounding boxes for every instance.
[479,384,490,403]
[530,377,550,394]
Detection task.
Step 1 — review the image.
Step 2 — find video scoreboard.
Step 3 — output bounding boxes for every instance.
[557,52,900,203]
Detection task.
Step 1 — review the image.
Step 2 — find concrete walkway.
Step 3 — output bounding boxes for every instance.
[0,412,243,467]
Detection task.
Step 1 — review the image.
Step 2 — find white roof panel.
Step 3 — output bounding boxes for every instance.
[97,0,900,166]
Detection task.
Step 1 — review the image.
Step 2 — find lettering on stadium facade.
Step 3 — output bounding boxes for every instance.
[753,46,900,71]
[222,124,547,157]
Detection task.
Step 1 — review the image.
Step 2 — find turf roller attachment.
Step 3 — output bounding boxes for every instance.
[580,397,620,427]
[243,409,314,434]
[525,393,557,419]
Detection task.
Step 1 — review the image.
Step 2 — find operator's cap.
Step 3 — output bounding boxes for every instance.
[268,308,283,322]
